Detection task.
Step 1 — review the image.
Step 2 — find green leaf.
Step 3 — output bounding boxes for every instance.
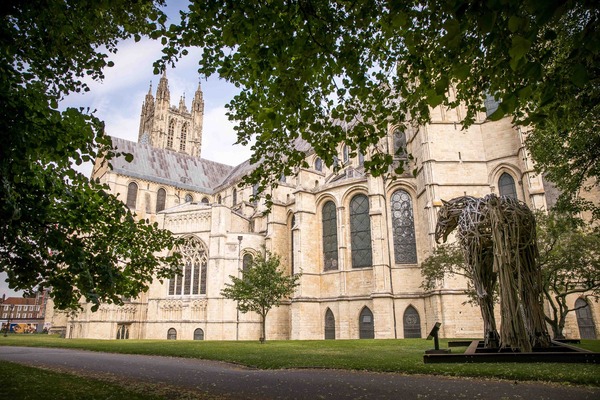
[570,64,588,87]
[509,36,532,61]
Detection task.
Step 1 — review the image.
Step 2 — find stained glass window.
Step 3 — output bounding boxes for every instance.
[322,201,338,271]
[359,307,374,339]
[350,194,372,268]
[126,182,138,209]
[391,189,417,264]
[180,123,187,152]
[325,309,335,340]
[498,173,517,199]
[169,237,208,296]
[156,188,166,212]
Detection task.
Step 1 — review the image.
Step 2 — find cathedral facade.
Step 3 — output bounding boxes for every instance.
[51,75,598,341]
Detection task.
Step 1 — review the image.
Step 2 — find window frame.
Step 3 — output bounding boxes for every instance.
[350,194,372,268]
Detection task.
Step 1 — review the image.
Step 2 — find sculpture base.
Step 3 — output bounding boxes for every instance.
[423,340,600,364]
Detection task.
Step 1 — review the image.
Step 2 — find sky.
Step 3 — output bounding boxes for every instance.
[1,1,253,299]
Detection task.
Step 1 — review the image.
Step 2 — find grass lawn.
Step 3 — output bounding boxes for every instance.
[1,335,598,387]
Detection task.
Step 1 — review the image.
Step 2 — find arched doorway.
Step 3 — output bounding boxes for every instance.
[324,309,335,340]
[359,307,374,339]
[403,306,422,338]
[575,298,597,339]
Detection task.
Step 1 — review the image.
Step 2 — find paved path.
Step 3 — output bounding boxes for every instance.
[0,346,598,399]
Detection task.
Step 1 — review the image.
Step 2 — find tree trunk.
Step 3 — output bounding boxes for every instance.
[260,311,266,344]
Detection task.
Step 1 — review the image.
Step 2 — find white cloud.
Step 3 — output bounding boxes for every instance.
[202,107,252,165]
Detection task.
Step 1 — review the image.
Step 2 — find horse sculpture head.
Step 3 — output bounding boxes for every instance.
[434,196,476,243]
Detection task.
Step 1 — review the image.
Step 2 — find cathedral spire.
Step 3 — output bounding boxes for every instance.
[179,94,187,112]
[156,69,170,104]
[192,81,204,113]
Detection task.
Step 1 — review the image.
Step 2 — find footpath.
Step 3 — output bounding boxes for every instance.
[0,346,598,399]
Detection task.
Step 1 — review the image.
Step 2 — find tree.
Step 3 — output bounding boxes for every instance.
[221,251,300,342]
[162,1,598,213]
[0,0,182,310]
[422,211,600,339]
[536,212,600,339]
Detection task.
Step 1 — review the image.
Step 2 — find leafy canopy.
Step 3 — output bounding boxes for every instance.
[536,212,600,338]
[0,0,181,310]
[163,0,598,214]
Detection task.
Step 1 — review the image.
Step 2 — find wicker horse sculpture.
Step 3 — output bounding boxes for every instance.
[435,194,550,351]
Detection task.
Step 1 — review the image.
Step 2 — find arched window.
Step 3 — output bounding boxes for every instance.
[180,123,187,152]
[403,306,422,338]
[393,129,407,158]
[167,119,175,149]
[315,157,323,172]
[498,172,517,199]
[201,197,209,204]
[391,190,417,264]
[350,194,372,268]
[116,324,129,340]
[575,298,597,339]
[242,253,253,274]
[232,188,237,205]
[217,194,222,204]
[168,236,208,296]
[184,193,193,203]
[324,309,335,340]
[126,182,138,210]
[359,307,374,339]
[322,201,338,271]
[167,328,177,340]
[342,145,349,164]
[156,188,166,212]
[193,328,205,340]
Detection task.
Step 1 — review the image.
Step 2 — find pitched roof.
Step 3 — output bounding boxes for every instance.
[2,297,37,306]
[109,137,236,193]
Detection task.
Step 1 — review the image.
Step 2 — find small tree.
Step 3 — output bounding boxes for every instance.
[221,251,300,343]
[536,212,600,339]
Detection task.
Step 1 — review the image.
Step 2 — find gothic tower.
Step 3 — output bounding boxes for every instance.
[137,71,203,157]
[138,82,155,145]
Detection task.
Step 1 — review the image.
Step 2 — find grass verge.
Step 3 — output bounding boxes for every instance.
[1,335,598,386]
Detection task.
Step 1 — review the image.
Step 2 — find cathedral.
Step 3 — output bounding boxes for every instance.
[46,73,598,341]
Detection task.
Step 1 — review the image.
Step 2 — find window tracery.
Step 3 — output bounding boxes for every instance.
[391,189,417,264]
[350,194,372,268]
[168,237,208,296]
